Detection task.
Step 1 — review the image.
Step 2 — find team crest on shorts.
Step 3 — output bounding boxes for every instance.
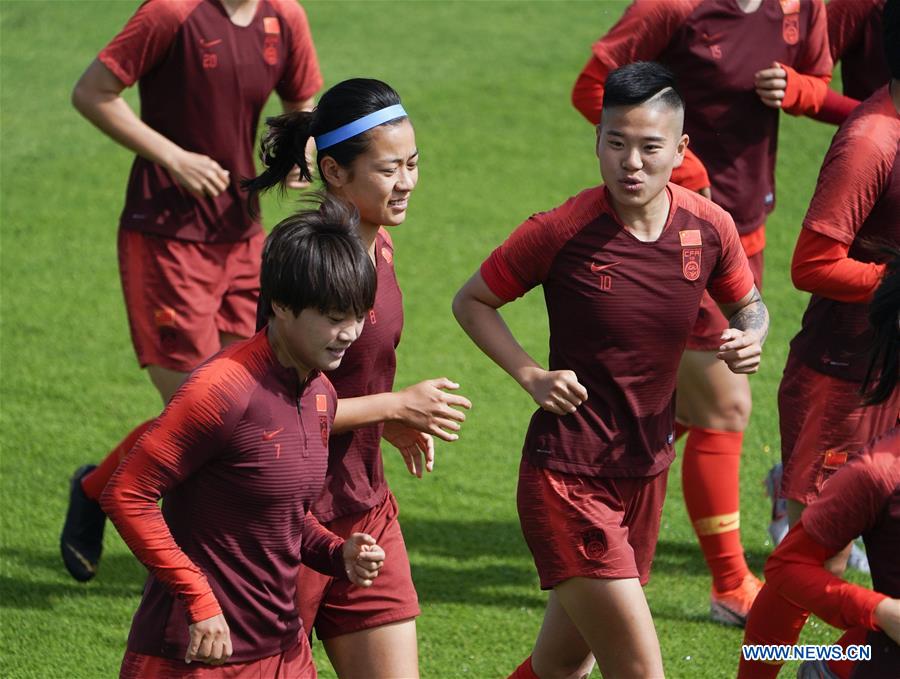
[582,530,607,560]
[682,248,701,281]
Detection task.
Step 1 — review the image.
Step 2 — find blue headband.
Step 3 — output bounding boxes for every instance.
[314,104,408,151]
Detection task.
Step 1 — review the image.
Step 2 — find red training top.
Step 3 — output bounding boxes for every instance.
[827,0,888,102]
[789,86,900,382]
[572,0,832,236]
[101,329,344,663]
[99,0,322,243]
[313,229,404,522]
[766,426,900,678]
[481,184,754,478]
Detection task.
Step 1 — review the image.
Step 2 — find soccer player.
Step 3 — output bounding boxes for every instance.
[740,5,900,675]
[101,197,386,678]
[61,0,322,582]
[243,78,472,679]
[571,0,832,625]
[453,62,768,679]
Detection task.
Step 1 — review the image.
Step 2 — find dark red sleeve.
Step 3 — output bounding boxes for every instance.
[100,366,246,624]
[703,202,754,304]
[572,0,697,124]
[809,88,861,125]
[299,513,346,579]
[791,229,886,302]
[780,0,833,116]
[272,0,323,103]
[98,0,198,86]
[826,0,874,62]
[803,128,893,245]
[765,520,887,631]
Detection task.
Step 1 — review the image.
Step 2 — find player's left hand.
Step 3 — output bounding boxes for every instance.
[342,533,386,587]
[754,62,788,109]
[717,328,762,374]
[383,421,434,478]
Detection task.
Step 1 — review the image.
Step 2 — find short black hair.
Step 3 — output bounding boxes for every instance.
[603,61,684,112]
[884,0,900,80]
[861,246,900,405]
[258,194,377,327]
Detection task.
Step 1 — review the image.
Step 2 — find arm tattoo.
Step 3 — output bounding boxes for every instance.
[729,288,769,345]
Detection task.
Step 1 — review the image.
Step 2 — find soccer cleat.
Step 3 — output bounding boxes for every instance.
[710,573,763,627]
[764,463,789,546]
[60,464,107,582]
[796,659,840,679]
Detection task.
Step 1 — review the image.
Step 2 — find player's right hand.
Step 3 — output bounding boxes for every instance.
[521,367,587,416]
[875,598,900,644]
[169,149,230,198]
[185,613,232,665]
[397,378,472,442]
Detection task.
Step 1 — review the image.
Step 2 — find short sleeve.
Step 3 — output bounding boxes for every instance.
[591,0,696,71]
[272,0,323,103]
[98,0,195,86]
[706,211,754,304]
[803,450,900,553]
[826,0,872,62]
[803,131,893,246]
[795,0,833,77]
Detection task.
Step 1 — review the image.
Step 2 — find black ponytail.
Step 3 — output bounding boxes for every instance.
[860,246,900,405]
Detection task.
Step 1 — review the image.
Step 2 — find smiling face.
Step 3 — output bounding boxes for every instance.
[597,99,688,216]
[324,119,419,231]
[270,305,365,376]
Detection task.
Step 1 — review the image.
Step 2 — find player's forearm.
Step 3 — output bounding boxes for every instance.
[725,288,769,345]
[299,513,347,579]
[452,294,542,392]
[281,96,315,113]
[791,230,885,302]
[333,393,403,434]
[781,66,831,116]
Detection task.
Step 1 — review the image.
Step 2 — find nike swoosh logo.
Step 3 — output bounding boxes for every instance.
[590,262,620,274]
[717,520,738,528]
[262,427,284,441]
[64,543,96,574]
[201,39,222,48]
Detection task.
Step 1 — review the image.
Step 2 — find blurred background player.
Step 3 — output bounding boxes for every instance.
[102,197,386,678]
[571,0,832,625]
[243,78,472,679]
[740,246,900,679]
[61,0,322,583]
[740,3,900,675]
[454,62,768,679]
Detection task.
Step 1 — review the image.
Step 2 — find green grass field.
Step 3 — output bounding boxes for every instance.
[0,1,868,677]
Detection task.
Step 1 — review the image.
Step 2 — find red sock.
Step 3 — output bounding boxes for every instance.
[827,627,868,679]
[682,426,749,592]
[738,583,810,678]
[674,421,688,442]
[81,420,154,501]
[508,655,539,679]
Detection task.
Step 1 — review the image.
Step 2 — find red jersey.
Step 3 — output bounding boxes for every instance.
[101,330,344,663]
[99,0,322,243]
[790,86,900,382]
[827,0,888,101]
[802,426,900,677]
[481,184,753,477]
[575,0,832,235]
[313,230,404,522]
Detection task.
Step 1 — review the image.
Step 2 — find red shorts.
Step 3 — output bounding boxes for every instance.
[119,639,315,678]
[517,459,669,589]
[296,491,420,640]
[118,230,263,373]
[779,352,900,505]
[686,238,763,352]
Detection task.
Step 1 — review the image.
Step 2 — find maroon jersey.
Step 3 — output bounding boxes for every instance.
[99,0,322,243]
[803,426,900,677]
[587,0,832,235]
[790,87,900,382]
[313,229,404,522]
[101,329,344,663]
[480,184,754,477]
[827,0,888,102]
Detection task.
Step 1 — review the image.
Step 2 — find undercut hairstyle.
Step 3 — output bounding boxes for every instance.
[885,0,900,80]
[860,246,900,405]
[242,78,406,211]
[602,61,684,113]
[258,194,377,327]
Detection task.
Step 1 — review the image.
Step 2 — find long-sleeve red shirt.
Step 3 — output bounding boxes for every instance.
[101,329,345,663]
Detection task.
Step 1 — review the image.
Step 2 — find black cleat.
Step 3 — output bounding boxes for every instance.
[60,464,106,582]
